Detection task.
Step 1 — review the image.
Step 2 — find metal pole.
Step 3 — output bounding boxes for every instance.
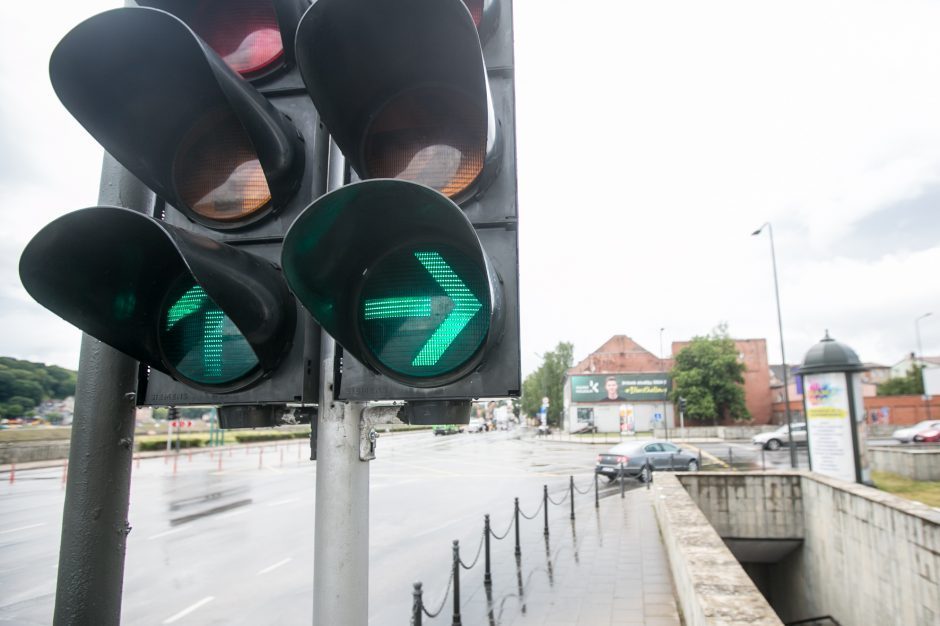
[452,540,462,626]
[660,327,669,441]
[569,476,575,521]
[483,516,492,586]
[54,154,147,626]
[513,498,521,558]
[755,223,797,468]
[729,446,733,469]
[620,463,625,499]
[916,313,933,419]
[542,486,549,537]
[594,473,599,509]
[411,582,423,626]
[313,141,369,626]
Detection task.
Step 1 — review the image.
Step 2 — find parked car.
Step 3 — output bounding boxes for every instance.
[752,423,807,450]
[892,420,940,443]
[595,440,698,483]
[433,424,459,436]
[912,428,940,443]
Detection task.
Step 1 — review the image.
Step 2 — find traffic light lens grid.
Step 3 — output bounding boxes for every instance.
[173,109,271,223]
[359,246,490,379]
[159,278,259,387]
[364,86,485,199]
[190,0,285,78]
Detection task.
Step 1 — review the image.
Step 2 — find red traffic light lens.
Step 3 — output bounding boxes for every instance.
[363,86,485,200]
[173,110,272,223]
[190,0,284,78]
[462,0,483,27]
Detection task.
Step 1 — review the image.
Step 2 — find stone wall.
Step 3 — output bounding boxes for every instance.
[651,472,782,626]
[870,445,940,481]
[0,441,71,465]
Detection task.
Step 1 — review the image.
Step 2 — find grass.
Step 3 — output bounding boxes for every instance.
[0,428,72,443]
[871,471,940,509]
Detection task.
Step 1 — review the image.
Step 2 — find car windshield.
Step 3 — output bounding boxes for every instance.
[606,442,645,455]
[914,421,940,429]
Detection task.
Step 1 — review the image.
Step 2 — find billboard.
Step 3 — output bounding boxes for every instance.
[804,372,857,483]
[570,374,670,402]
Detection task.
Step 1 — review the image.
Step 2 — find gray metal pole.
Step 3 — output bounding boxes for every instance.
[755,223,797,468]
[313,143,369,626]
[54,154,150,625]
[660,328,669,440]
[916,313,932,419]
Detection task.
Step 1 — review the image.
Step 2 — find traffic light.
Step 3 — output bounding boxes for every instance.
[19,4,325,423]
[283,0,520,402]
[679,397,687,413]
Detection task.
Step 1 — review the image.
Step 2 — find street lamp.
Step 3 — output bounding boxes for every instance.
[659,327,668,441]
[752,222,797,468]
[916,312,933,419]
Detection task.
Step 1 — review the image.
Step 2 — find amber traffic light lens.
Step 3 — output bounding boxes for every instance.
[190,0,284,78]
[363,86,485,199]
[173,110,271,223]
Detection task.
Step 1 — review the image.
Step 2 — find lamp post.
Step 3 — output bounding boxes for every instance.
[752,222,797,468]
[916,313,933,419]
[660,327,668,441]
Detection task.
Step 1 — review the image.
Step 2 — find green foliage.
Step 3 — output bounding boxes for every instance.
[670,324,749,423]
[521,342,574,426]
[233,431,309,443]
[877,365,924,396]
[137,436,205,451]
[0,357,77,417]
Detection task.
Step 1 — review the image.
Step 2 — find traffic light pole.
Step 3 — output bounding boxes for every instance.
[313,145,369,625]
[54,155,151,625]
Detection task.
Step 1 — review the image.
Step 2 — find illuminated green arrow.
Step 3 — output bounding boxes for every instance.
[165,284,224,378]
[362,251,483,367]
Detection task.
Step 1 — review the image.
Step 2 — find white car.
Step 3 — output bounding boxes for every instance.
[465,418,486,433]
[752,423,807,450]
[892,420,940,443]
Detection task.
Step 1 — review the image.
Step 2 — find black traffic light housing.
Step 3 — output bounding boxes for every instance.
[22,5,326,413]
[287,0,520,402]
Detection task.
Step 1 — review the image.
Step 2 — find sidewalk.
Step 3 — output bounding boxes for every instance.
[453,483,683,626]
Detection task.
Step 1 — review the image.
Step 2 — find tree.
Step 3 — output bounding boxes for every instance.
[521,342,574,427]
[670,324,749,423]
[877,365,924,396]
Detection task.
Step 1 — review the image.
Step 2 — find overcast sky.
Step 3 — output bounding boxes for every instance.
[1,0,938,378]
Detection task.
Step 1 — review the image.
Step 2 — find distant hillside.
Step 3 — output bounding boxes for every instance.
[0,357,77,418]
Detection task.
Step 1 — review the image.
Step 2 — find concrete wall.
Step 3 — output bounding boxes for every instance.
[678,473,803,540]
[651,472,783,626]
[0,441,71,465]
[677,471,940,626]
[870,445,940,481]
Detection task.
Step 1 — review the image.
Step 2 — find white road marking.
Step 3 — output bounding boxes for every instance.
[163,596,215,624]
[267,497,300,507]
[257,557,292,575]
[148,527,184,541]
[0,523,45,535]
[217,508,250,521]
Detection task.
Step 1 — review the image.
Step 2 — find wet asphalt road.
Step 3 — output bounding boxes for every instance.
[1,430,614,625]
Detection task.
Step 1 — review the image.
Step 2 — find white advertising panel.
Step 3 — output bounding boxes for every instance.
[804,372,856,483]
[925,367,940,397]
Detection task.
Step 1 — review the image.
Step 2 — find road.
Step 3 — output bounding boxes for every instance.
[1,430,617,625]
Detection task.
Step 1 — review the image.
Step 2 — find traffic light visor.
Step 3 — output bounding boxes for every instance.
[190,0,284,78]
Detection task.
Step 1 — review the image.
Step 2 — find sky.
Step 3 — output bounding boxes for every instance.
[1,0,939,379]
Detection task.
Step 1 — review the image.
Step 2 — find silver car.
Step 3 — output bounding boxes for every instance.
[752,423,807,450]
[595,440,698,482]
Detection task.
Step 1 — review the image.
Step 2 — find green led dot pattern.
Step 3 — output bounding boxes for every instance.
[159,280,258,386]
[359,247,489,379]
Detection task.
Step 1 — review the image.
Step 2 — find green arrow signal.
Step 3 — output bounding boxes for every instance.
[165,284,225,378]
[363,251,483,367]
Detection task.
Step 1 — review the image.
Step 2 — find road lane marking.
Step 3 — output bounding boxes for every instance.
[148,527,185,541]
[267,497,300,507]
[163,596,214,624]
[679,443,729,469]
[0,523,45,535]
[257,557,292,575]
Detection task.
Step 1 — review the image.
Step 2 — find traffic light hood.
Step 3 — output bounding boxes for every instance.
[20,207,296,393]
[49,7,304,230]
[295,0,497,201]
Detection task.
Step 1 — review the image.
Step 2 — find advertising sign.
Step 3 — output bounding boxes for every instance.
[570,374,670,402]
[804,372,856,483]
[619,404,635,433]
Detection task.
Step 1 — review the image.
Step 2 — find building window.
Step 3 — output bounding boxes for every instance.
[577,408,594,424]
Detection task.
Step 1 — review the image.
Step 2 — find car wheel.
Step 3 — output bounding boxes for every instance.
[687,459,699,471]
[765,438,781,451]
[605,474,618,483]
[638,465,652,483]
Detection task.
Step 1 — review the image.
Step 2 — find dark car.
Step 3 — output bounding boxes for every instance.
[433,424,459,436]
[595,440,698,482]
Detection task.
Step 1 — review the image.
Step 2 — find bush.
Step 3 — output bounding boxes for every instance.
[233,430,309,444]
[137,436,206,451]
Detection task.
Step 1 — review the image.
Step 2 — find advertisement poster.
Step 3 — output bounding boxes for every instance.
[619,404,635,434]
[804,372,856,483]
[570,374,670,402]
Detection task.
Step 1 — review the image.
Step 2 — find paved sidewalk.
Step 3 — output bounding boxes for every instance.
[454,483,683,626]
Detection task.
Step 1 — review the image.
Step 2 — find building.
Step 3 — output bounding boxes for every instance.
[890,353,940,378]
[563,336,673,433]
